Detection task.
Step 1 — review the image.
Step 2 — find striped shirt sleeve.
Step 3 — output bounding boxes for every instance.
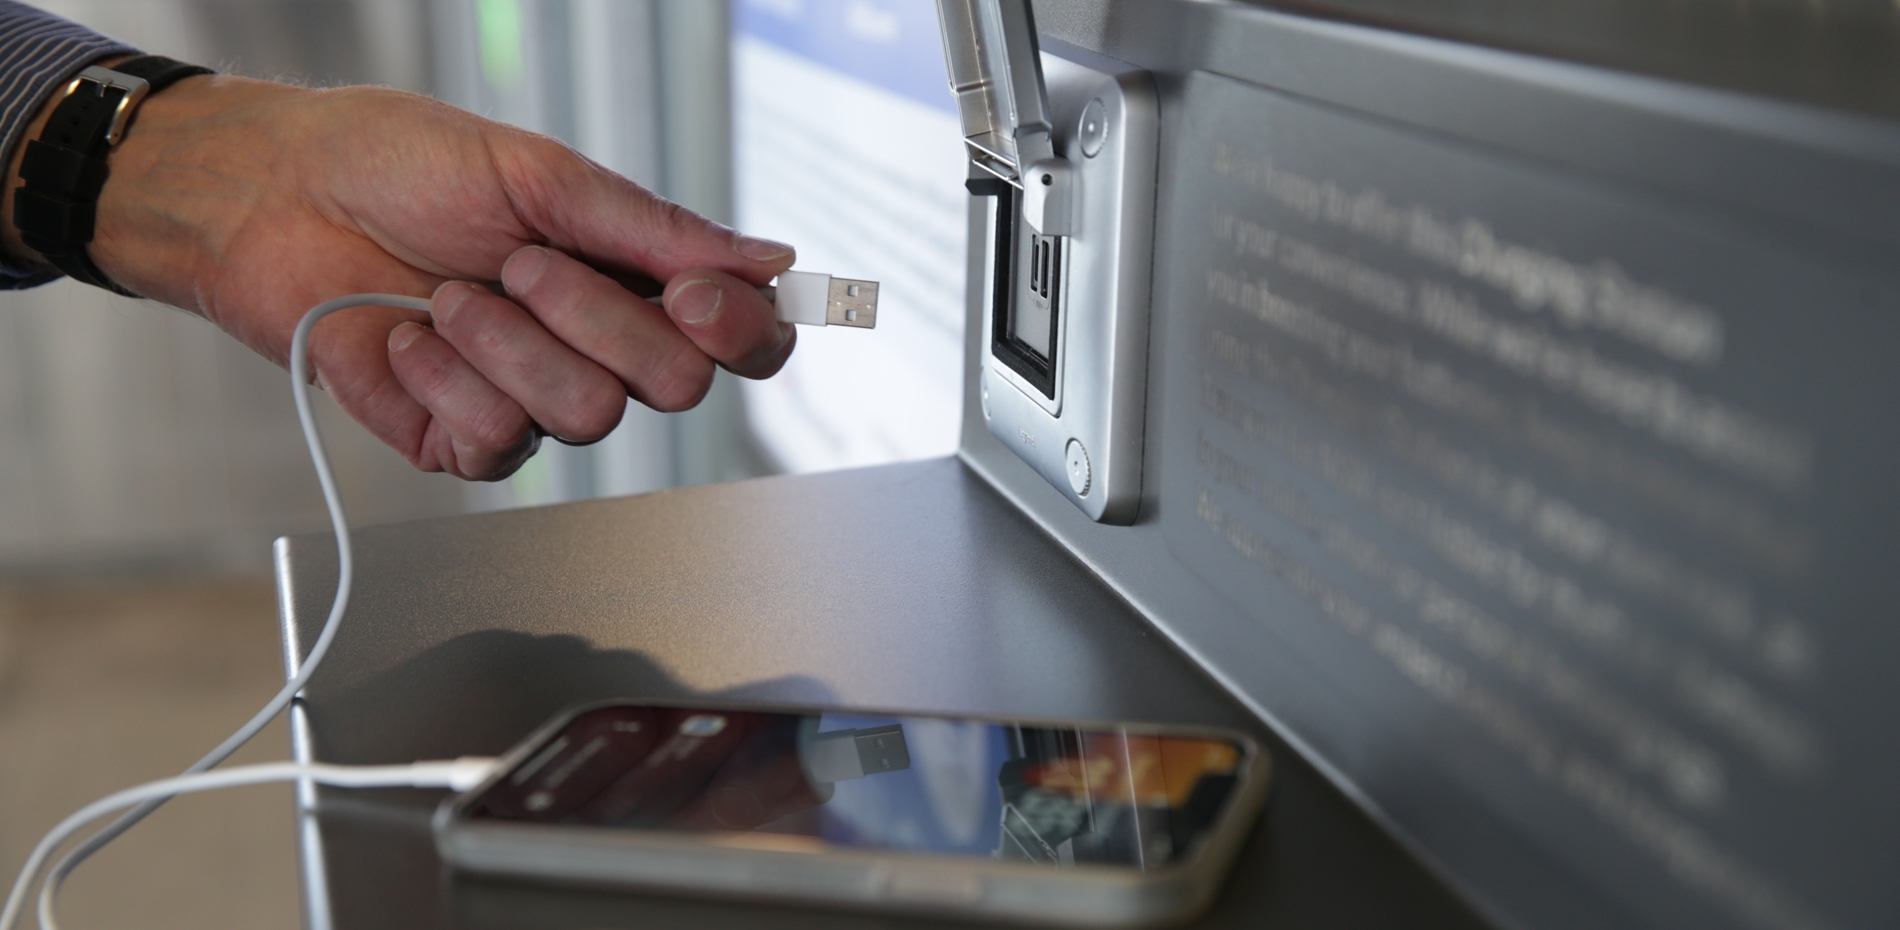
[0,2,137,289]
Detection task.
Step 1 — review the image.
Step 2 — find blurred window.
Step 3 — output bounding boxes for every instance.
[731,0,967,472]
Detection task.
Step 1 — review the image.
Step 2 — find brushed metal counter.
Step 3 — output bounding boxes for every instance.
[276,457,1487,929]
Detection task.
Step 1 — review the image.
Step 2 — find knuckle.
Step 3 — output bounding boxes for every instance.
[739,332,795,379]
[407,352,457,397]
[647,199,721,261]
[642,352,714,412]
[389,429,439,473]
[547,384,627,440]
[511,246,584,309]
[652,196,700,233]
[722,325,793,380]
[388,327,455,387]
[418,428,469,477]
[576,388,629,438]
[466,403,532,453]
[395,434,438,472]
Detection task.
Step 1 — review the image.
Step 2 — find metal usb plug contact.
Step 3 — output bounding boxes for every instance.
[652,270,881,329]
[824,277,879,328]
[766,270,880,328]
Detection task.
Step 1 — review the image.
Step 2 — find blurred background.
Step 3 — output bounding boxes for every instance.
[0,1,964,926]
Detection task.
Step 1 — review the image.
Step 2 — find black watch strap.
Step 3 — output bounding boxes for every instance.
[12,55,214,296]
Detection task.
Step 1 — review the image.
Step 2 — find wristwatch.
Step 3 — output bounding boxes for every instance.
[11,55,213,296]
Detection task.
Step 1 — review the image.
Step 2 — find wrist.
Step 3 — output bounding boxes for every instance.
[0,53,137,269]
[84,73,293,306]
[4,57,272,307]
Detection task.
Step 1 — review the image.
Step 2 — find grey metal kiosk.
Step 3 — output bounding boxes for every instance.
[279,2,1900,929]
[276,459,1484,928]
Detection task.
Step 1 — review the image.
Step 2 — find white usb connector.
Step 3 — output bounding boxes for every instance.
[765,270,879,328]
[649,270,879,328]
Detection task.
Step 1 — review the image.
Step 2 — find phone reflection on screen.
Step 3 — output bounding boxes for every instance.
[469,705,1244,869]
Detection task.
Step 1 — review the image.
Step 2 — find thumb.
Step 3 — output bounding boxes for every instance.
[493,133,795,286]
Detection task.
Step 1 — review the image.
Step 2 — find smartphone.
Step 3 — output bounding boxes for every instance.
[432,699,1270,928]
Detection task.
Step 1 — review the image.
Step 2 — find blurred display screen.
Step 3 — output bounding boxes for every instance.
[470,704,1246,868]
[731,0,968,472]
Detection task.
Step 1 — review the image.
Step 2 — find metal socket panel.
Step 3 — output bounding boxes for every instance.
[982,48,1156,524]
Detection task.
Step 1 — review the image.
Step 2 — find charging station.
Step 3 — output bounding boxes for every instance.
[944,2,1156,523]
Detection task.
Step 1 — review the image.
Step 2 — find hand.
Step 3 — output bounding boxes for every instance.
[2,73,798,480]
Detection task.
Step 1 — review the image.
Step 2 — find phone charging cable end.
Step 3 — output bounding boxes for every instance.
[4,758,500,930]
[766,270,880,328]
[648,270,879,329]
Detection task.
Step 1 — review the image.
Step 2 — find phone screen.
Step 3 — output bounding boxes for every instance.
[466,704,1248,869]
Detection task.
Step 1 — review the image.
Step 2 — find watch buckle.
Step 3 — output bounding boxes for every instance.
[67,66,151,146]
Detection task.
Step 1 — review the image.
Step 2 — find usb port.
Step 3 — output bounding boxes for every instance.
[1029,234,1060,301]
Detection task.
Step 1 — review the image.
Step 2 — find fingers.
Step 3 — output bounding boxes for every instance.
[429,279,631,441]
[662,270,797,379]
[498,246,715,410]
[323,240,796,485]
[348,242,789,483]
[502,246,792,390]
[385,321,539,479]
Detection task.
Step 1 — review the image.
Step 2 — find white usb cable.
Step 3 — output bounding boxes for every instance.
[0,292,431,930]
[2,270,879,930]
[9,759,498,930]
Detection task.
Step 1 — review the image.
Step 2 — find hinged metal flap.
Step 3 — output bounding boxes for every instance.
[937,0,1058,190]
